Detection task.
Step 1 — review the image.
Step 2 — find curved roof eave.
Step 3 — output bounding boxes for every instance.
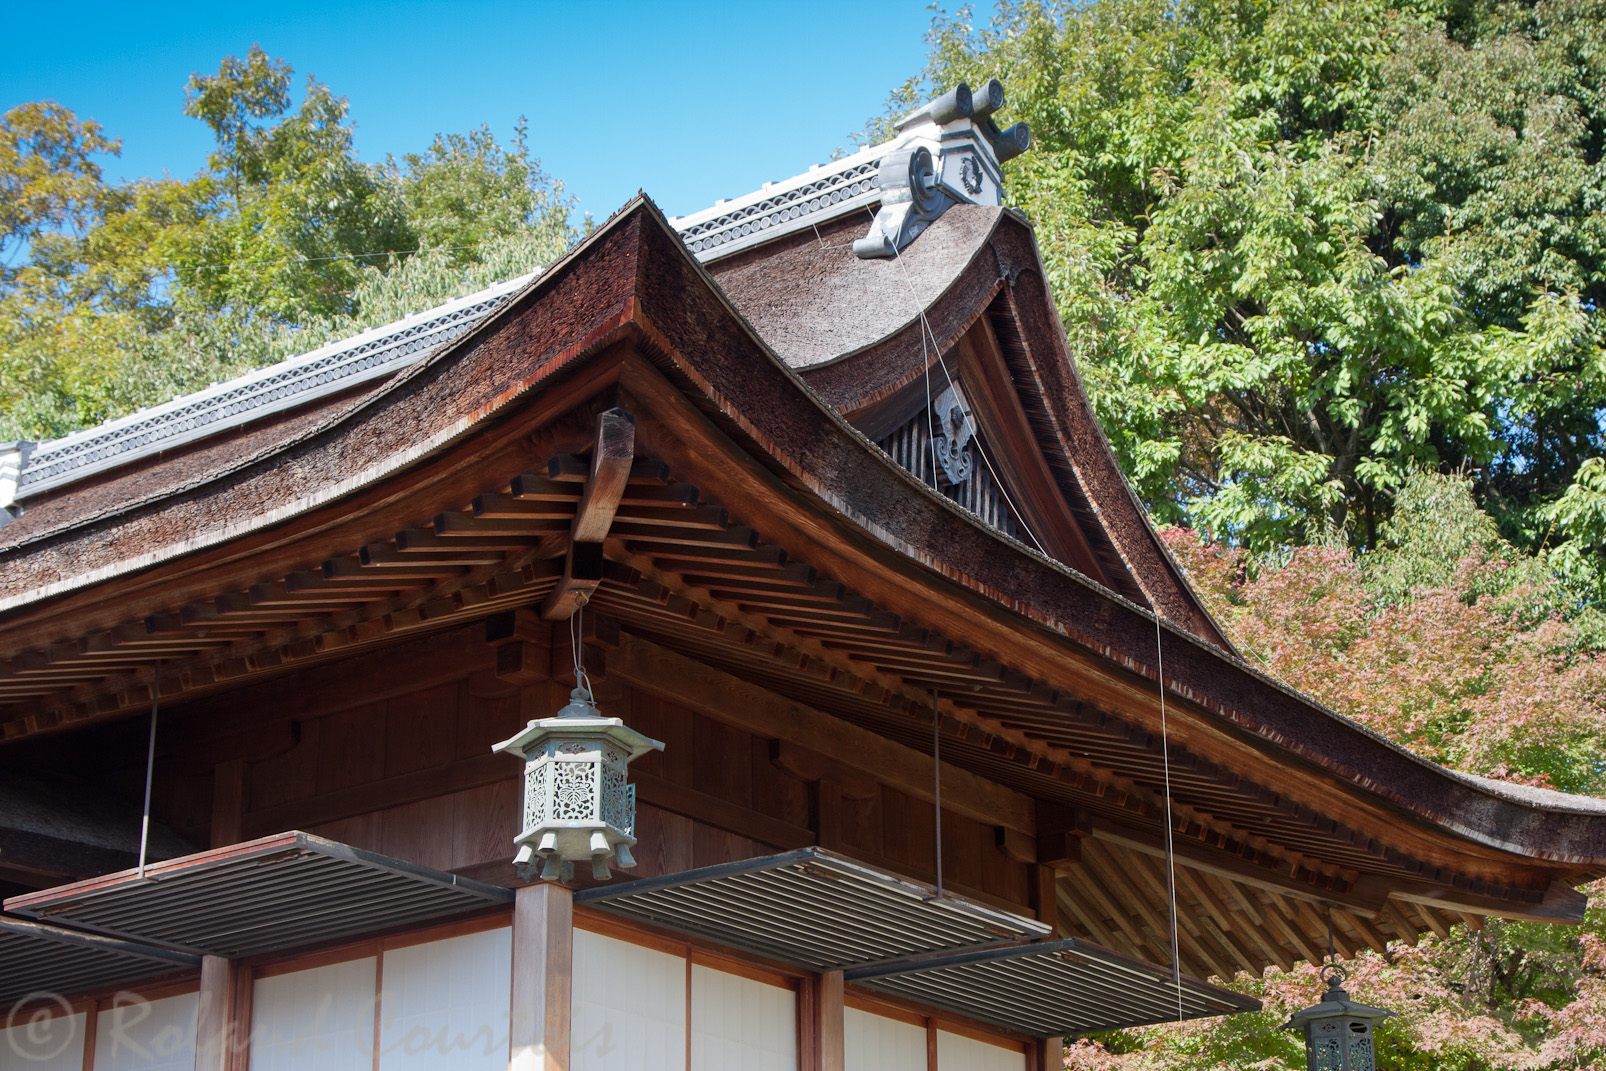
[0,196,1601,881]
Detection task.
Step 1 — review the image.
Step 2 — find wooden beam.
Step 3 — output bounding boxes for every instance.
[1381,898,1422,947]
[814,970,845,1071]
[542,542,606,622]
[1357,875,1588,925]
[572,408,636,543]
[608,632,1036,835]
[210,759,244,849]
[510,883,572,1071]
[544,409,635,620]
[194,955,239,1071]
[633,769,814,851]
[1090,822,1378,917]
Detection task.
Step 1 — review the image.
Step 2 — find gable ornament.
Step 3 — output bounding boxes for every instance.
[931,384,976,487]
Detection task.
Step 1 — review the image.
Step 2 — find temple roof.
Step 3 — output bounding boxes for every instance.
[1,87,1603,969]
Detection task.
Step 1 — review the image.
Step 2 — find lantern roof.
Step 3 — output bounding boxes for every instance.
[492,687,665,762]
[1281,975,1395,1029]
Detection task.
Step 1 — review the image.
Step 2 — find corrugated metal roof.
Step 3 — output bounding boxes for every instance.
[847,939,1261,1037]
[0,916,198,1006]
[3,832,512,957]
[575,847,1050,971]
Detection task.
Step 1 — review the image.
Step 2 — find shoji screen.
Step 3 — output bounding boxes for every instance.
[250,924,512,1071]
[571,929,686,1071]
[689,964,796,1071]
[936,1029,1024,1070]
[571,927,800,1071]
[250,956,376,1071]
[0,1011,85,1071]
[93,993,197,1071]
[377,927,511,1071]
[844,1006,926,1071]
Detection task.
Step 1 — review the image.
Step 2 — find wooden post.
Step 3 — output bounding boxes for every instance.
[510,883,573,1071]
[813,970,844,1071]
[1035,1036,1064,1070]
[193,955,238,1071]
[210,760,244,849]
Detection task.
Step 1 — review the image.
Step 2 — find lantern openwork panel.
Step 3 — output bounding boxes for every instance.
[493,687,664,883]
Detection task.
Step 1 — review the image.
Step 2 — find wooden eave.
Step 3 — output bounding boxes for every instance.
[0,199,1600,973]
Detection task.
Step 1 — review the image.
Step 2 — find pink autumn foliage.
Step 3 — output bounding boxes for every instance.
[1052,526,1606,1069]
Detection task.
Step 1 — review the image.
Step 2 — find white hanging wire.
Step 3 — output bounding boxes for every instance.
[137,667,160,879]
[570,594,593,698]
[933,689,944,899]
[865,209,1050,557]
[1155,612,1185,1022]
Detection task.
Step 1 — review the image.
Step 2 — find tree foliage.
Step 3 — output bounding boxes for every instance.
[1058,471,1606,1068]
[0,46,578,440]
[903,0,1606,559]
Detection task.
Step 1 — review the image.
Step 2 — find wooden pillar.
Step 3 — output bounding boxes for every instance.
[510,883,573,1071]
[812,970,844,1071]
[210,760,244,849]
[193,955,239,1071]
[1035,1036,1064,1070]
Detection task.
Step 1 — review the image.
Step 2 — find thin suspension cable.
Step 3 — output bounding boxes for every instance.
[137,669,160,879]
[571,594,592,697]
[868,209,1050,557]
[1155,612,1184,1021]
[933,689,944,899]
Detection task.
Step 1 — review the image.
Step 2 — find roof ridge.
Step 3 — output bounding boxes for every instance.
[11,270,540,503]
[4,79,1029,509]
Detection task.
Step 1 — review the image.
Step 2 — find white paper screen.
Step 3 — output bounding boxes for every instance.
[571,929,686,1071]
[844,1006,925,1071]
[937,1028,1023,1070]
[250,956,376,1071]
[0,1011,85,1071]
[378,927,512,1071]
[690,965,795,1071]
[93,992,197,1071]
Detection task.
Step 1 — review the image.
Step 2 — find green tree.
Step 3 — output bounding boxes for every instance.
[1057,471,1606,1069]
[0,47,578,441]
[174,44,415,324]
[903,0,1606,559]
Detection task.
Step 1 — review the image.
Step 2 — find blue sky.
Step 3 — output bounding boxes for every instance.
[2,1,944,221]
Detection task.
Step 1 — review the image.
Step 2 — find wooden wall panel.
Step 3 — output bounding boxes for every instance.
[82,620,1038,919]
[314,701,387,796]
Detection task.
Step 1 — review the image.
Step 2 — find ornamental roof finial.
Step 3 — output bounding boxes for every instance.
[852,78,1031,259]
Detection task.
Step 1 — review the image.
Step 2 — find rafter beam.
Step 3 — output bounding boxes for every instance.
[544,408,636,620]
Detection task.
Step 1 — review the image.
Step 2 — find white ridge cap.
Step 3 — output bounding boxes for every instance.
[672,141,885,262]
[16,269,541,502]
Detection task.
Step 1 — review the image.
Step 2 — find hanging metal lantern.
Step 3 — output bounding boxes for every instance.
[493,684,664,883]
[1282,964,1392,1071]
